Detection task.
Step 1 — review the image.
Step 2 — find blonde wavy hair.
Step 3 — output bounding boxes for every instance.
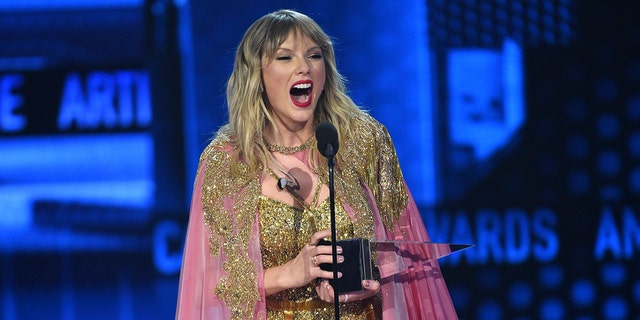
[224,9,367,173]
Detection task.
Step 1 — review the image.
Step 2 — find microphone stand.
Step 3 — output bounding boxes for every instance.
[327,153,340,320]
[316,122,340,319]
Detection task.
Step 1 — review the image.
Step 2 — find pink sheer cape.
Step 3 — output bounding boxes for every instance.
[367,184,458,319]
[175,156,458,319]
[175,159,267,319]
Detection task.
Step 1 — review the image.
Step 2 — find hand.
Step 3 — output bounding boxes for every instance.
[315,279,381,304]
[264,230,343,296]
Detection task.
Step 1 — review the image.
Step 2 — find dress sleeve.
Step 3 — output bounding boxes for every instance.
[175,160,232,319]
[369,180,458,320]
[391,184,458,319]
[360,118,458,319]
[175,143,267,320]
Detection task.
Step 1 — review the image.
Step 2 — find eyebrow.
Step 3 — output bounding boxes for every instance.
[276,46,322,53]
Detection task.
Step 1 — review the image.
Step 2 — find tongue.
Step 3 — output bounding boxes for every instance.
[291,94,309,103]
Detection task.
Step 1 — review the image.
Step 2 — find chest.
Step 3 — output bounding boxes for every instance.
[258,196,355,268]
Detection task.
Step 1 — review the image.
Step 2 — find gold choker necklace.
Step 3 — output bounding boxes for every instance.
[265,136,315,155]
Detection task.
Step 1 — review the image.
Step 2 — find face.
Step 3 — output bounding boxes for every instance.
[262,30,326,132]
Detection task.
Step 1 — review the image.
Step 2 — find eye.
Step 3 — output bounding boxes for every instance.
[309,53,323,60]
[276,56,292,61]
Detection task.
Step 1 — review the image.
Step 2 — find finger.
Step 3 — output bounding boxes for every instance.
[315,254,344,266]
[317,270,341,280]
[315,281,328,301]
[308,230,332,245]
[315,244,343,256]
[362,280,380,292]
[319,281,334,302]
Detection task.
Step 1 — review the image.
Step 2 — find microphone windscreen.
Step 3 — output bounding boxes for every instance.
[316,122,339,158]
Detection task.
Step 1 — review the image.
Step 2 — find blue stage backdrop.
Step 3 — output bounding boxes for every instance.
[0,1,639,319]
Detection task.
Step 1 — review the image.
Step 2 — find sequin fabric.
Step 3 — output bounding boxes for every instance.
[198,113,408,319]
[336,114,408,235]
[259,196,375,319]
[200,134,264,320]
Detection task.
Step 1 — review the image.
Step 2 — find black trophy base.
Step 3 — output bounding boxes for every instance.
[319,238,373,293]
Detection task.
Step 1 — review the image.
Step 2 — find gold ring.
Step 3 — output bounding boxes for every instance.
[311,255,318,266]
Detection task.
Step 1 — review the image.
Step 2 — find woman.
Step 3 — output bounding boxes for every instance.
[176,9,458,319]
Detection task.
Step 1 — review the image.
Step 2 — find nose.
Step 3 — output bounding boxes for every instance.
[296,58,311,74]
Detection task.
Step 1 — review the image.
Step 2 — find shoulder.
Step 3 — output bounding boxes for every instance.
[349,112,380,130]
[345,112,393,149]
[198,125,236,168]
[200,126,234,158]
[339,113,391,169]
[196,125,256,192]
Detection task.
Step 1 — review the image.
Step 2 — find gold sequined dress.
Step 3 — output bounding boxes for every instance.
[259,186,377,319]
[175,113,459,320]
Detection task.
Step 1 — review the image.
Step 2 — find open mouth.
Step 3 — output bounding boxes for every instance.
[289,81,313,108]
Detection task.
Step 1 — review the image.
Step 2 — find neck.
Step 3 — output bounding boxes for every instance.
[264,123,314,147]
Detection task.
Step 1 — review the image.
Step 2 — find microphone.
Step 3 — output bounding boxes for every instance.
[315,121,341,320]
[277,178,289,190]
[276,177,296,191]
[316,122,339,158]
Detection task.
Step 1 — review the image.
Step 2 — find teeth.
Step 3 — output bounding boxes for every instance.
[293,83,311,89]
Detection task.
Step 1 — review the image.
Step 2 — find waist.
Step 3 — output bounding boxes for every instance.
[266,298,333,312]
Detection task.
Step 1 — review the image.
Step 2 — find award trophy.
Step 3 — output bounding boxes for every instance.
[320,238,474,293]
